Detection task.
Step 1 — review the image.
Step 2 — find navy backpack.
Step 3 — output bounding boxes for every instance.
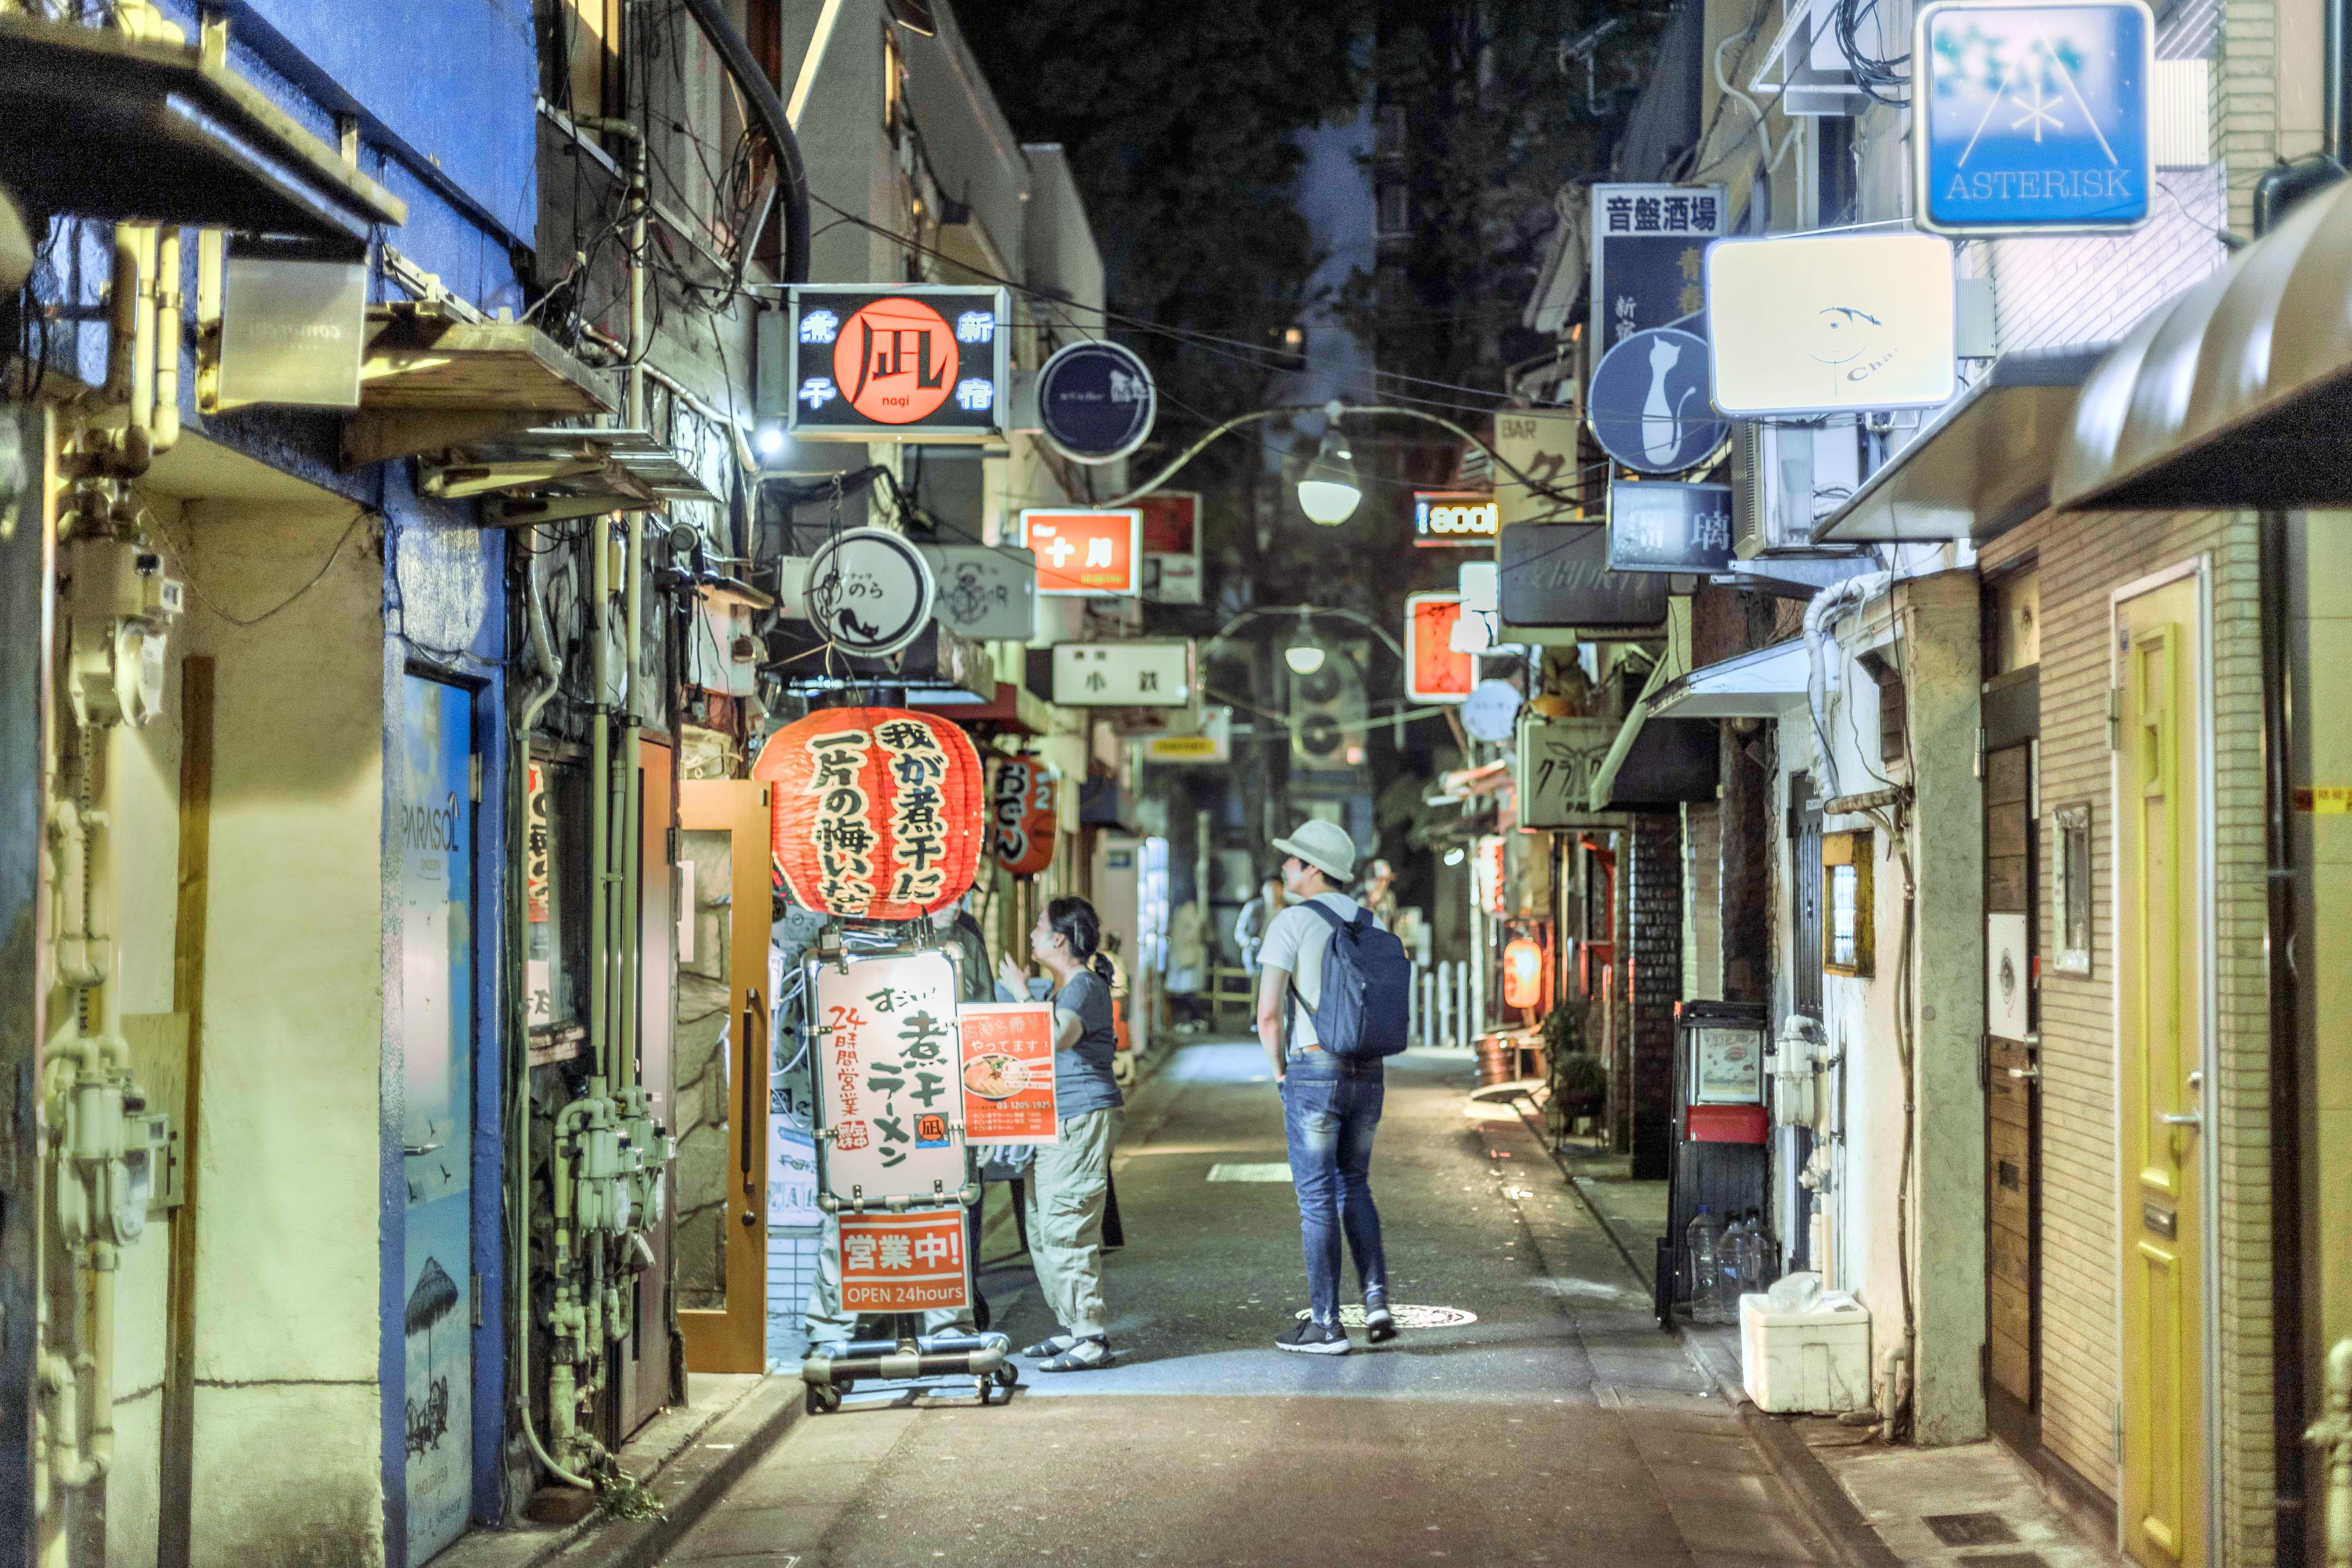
[1287,901,1413,1059]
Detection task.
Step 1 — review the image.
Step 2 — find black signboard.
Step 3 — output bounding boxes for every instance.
[1589,183,1727,359]
[1608,480,1736,573]
[786,285,1010,441]
[1499,522,1670,629]
[1038,340,1156,463]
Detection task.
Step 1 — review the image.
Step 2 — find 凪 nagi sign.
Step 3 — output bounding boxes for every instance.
[786,285,1010,441]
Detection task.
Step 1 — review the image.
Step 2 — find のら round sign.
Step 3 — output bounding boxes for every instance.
[805,528,936,657]
[833,296,960,424]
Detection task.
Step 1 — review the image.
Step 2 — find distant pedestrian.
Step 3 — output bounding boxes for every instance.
[1235,876,1285,976]
[1356,858,1398,931]
[996,895,1125,1371]
[1255,820,1398,1355]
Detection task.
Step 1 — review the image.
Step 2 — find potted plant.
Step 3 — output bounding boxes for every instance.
[1539,996,1607,1138]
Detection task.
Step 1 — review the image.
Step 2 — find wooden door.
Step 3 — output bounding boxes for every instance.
[1983,736,2040,1441]
[2116,577,2205,1568]
[676,779,771,1374]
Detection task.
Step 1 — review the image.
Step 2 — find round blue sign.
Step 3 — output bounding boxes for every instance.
[1587,327,1728,475]
[1037,340,1157,465]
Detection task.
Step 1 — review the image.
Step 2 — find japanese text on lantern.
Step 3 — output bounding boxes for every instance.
[991,759,1031,868]
[804,727,875,913]
[874,718,950,907]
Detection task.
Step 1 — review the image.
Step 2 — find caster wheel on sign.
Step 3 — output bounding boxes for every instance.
[975,1377,993,1406]
[995,1363,1018,1390]
[806,1383,840,1416]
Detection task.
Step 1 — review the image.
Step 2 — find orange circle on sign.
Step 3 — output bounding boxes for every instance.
[832,297,960,424]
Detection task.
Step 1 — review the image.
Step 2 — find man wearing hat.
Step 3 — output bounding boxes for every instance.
[1254,818,1395,1355]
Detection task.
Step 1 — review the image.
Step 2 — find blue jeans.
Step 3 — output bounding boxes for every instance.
[1281,1052,1388,1324]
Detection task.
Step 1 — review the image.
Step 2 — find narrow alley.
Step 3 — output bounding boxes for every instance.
[661,1043,1839,1568]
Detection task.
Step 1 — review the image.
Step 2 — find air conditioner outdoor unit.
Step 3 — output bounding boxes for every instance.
[1732,420,1864,557]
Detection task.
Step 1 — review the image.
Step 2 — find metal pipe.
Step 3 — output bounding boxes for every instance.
[149,228,181,456]
[676,0,812,285]
[2263,510,2312,1567]
[589,517,611,1093]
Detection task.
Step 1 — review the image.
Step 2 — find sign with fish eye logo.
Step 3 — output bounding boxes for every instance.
[1588,327,1725,475]
[1915,0,2152,236]
[786,285,1009,441]
[1705,234,1957,415]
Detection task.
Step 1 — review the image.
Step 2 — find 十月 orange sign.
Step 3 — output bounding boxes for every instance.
[834,296,960,425]
[1022,508,1141,595]
[838,1210,971,1313]
[1405,592,1474,703]
[957,1002,1060,1145]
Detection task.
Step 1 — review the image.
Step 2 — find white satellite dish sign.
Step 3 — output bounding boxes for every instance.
[1704,233,1956,416]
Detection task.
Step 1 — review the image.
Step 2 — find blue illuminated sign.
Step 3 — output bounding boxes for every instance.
[1916,1,2152,235]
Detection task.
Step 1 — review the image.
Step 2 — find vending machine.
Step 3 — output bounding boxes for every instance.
[1662,1000,1771,1316]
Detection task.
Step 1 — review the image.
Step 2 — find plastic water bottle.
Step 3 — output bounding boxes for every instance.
[1715,1212,1751,1323]
[1742,1210,1780,1294]
[1685,1205,1722,1323]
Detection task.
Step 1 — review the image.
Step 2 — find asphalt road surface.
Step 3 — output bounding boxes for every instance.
[660,1042,1841,1568]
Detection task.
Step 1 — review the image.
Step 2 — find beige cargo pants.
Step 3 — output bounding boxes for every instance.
[1023,1107,1123,1338]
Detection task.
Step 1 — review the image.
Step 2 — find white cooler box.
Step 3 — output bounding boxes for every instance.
[1739,1289,1871,1413]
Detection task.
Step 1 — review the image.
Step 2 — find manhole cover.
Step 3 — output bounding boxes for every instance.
[1922,1515,2019,1547]
[1291,1304,1477,1328]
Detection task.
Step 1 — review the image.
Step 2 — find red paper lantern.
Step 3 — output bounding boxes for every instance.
[753,708,984,920]
[1503,936,1544,1010]
[987,755,1059,878]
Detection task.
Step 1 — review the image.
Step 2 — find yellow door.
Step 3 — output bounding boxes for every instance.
[2115,578,2205,1568]
[676,779,772,1374]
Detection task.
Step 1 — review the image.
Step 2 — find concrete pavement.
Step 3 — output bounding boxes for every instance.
[657,1041,1849,1568]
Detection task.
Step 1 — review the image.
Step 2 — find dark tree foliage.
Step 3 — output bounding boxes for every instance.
[1345,0,1649,399]
[956,0,1375,630]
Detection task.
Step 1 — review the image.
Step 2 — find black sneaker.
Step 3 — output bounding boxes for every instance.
[1363,1303,1398,1345]
[1277,1318,1352,1356]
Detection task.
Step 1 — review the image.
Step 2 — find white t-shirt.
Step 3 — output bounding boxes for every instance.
[1259,892,1378,1050]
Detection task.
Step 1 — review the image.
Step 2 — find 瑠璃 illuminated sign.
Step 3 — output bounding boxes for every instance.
[1413,491,1499,546]
[786,285,1009,441]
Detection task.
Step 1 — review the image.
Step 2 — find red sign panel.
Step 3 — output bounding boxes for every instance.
[833,297,959,425]
[838,1210,971,1313]
[1135,492,1198,554]
[1022,508,1141,595]
[987,755,1058,878]
[957,1002,1060,1145]
[753,708,985,920]
[1405,592,1474,703]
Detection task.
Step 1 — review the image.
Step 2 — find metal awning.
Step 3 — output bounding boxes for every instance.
[2055,175,2352,509]
[420,427,720,527]
[1811,346,2107,544]
[343,302,618,465]
[0,14,404,249]
[1646,639,1815,719]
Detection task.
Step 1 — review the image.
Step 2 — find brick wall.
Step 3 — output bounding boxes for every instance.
[1630,811,1683,1181]
[1980,512,2273,1559]
[1684,802,1721,1001]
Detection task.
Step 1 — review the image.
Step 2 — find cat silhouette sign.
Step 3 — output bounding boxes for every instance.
[1588,327,1728,475]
